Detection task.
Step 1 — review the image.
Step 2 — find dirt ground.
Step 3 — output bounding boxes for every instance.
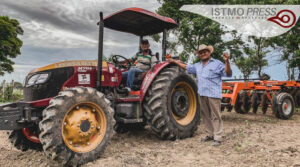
[0,109,300,167]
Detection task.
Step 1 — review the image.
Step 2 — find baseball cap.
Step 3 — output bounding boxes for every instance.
[141,39,149,44]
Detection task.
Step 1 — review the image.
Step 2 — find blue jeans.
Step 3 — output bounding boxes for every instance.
[122,67,145,88]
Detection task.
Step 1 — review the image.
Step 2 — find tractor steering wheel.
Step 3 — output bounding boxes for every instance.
[111,55,131,70]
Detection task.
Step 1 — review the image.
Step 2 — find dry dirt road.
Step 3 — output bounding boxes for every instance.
[0,109,300,167]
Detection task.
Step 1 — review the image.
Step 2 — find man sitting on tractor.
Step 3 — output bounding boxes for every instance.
[122,39,157,91]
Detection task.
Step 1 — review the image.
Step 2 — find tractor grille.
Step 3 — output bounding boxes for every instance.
[24,67,74,101]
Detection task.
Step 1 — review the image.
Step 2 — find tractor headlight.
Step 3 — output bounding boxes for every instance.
[26,73,49,87]
[36,73,49,84]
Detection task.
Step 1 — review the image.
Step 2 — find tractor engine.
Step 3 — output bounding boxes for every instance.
[24,67,74,101]
[23,60,121,103]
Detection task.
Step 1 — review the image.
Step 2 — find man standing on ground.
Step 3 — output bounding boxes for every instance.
[168,44,232,146]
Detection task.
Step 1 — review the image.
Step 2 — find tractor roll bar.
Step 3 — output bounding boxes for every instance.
[162,29,167,61]
[139,36,143,52]
[97,12,104,89]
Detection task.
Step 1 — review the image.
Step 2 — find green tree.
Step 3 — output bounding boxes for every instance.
[0,16,24,76]
[157,0,300,80]
[232,46,259,79]
[155,0,244,63]
[269,20,300,80]
[13,81,23,89]
[103,54,114,63]
[245,37,269,78]
[235,56,258,79]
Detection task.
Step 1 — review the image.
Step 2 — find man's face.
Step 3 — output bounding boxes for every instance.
[141,43,150,51]
[197,49,211,61]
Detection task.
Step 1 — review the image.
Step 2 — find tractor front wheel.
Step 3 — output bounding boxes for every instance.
[8,127,42,151]
[39,87,115,166]
[143,65,200,140]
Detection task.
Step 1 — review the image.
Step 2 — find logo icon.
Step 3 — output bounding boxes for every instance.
[267,9,296,28]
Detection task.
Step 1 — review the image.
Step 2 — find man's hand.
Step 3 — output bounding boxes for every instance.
[223,53,230,62]
[223,52,232,76]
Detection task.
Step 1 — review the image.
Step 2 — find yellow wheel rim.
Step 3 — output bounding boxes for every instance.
[170,82,197,126]
[62,102,106,153]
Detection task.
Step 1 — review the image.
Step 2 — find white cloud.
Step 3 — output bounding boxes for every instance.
[21,21,98,48]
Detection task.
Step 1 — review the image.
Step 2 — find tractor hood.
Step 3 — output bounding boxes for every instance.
[29,60,107,74]
[103,7,178,36]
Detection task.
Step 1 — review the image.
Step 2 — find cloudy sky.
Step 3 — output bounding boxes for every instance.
[0,0,293,83]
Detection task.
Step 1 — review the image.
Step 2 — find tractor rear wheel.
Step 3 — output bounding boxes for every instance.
[39,87,115,166]
[273,92,294,120]
[8,127,42,151]
[143,66,200,140]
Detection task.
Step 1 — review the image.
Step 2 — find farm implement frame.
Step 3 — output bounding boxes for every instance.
[221,79,300,119]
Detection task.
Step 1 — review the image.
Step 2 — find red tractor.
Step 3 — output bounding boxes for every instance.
[0,8,200,166]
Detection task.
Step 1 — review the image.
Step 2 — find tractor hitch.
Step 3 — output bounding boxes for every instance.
[0,102,39,130]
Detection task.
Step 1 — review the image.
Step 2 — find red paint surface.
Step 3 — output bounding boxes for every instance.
[139,61,171,102]
[30,98,51,107]
[62,62,122,88]
[22,128,40,143]
[104,7,177,24]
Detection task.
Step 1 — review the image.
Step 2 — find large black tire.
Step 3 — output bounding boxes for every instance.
[143,65,200,140]
[39,87,115,166]
[273,92,295,120]
[261,93,269,114]
[8,129,42,151]
[272,93,280,118]
[251,92,259,114]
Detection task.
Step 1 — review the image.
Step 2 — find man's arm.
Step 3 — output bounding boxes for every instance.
[120,53,136,64]
[168,58,197,74]
[120,59,132,64]
[223,53,232,76]
[168,58,187,69]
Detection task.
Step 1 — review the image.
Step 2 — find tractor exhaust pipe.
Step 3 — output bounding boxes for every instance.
[97,12,104,89]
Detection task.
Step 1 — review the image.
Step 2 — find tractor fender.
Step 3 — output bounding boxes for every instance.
[140,61,171,102]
